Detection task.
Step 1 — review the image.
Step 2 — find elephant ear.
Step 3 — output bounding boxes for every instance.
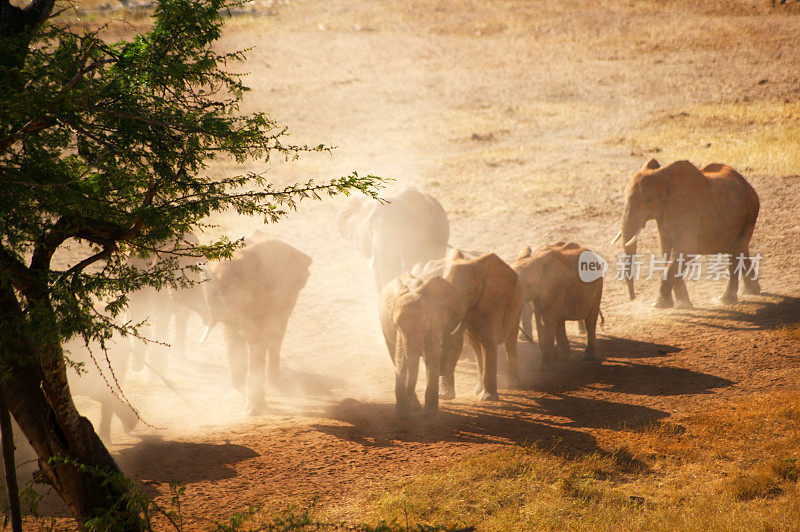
[642,158,660,171]
[516,246,532,260]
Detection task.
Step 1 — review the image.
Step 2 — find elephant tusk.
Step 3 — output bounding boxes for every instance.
[368,254,375,270]
[199,324,212,343]
[624,230,641,248]
[611,230,622,245]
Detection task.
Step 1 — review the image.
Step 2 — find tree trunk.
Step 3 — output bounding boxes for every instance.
[0,390,21,532]
[0,282,143,529]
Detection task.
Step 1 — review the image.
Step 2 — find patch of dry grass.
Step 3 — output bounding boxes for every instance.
[323,391,800,530]
[621,101,800,177]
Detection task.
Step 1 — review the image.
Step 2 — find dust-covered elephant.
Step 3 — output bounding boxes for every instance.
[338,187,450,290]
[126,234,209,373]
[64,339,139,442]
[379,275,464,416]
[614,159,760,308]
[514,243,603,366]
[408,250,481,401]
[442,249,524,401]
[203,238,311,415]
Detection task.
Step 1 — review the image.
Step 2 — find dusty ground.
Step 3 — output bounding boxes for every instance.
[24,0,800,529]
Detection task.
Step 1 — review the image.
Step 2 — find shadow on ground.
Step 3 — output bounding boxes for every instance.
[117,435,259,484]
[673,293,800,331]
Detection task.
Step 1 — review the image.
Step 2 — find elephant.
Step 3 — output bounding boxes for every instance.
[64,339,139,442]
[408,250,480,401]
[338,186,450,290]
[442,249,524,401]
[513,243,603,366]
[379,274,463,416]
[614,159,760,308]
[203,237,311,415]
[126,234,209,373]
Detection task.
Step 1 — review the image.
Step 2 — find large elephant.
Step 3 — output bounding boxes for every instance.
[203,237,311,415]
[338,187,450,290]
[379,275,463,416]
[513,243,603,366]
[442,249,524,401]
[614,159,760,308]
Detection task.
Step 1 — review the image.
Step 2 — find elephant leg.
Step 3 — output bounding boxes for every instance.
[519,301,534,340]
[423,336,441,416]
[98,403,112,441]
[583,307,600,361]
[555,319,571,361]
[266,333,284,386]
[439,331,463,400]
[245,338,267,415]
[576,320,586,334]
[98,392,138,440]
[172,306,190,361]
[478,331,499,401]
[394,333,411,416]
[740,246,762,295]
[147,308,171,378]
[539,314,557,368]
[223,325,247,394]
[668,258,692,309]
[466,330,484,397]
[654,254,676,309]
[721,252,740,305]
[405,348,422,411]
[111,399,139,434]
[503,329,520,388]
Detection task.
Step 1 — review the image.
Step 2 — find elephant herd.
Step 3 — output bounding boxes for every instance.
[79,157,763,433]
[375,158,761,416]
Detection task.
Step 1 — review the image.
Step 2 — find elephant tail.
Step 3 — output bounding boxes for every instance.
[599,309,605,329]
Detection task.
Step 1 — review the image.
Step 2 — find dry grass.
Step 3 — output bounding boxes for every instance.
[620,101,800,177]
[320,391,800,530]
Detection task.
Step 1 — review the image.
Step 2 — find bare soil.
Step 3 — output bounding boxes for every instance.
[29,0,800,528]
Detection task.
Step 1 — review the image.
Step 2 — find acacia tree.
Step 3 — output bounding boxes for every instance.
[0,0,381,526]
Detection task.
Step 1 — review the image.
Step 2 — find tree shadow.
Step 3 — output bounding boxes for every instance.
[116,435,259,485]
[672,293,800,331]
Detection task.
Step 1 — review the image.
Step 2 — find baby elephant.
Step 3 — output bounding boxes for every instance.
[514,242,603,366]
[379,275,463,417]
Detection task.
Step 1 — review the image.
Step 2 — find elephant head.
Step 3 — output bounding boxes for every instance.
[613,158,666,299]
[443,249,518,316]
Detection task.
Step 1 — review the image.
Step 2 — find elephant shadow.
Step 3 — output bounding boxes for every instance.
[271,368,345,398]
[311,396,653,472]
[672,293,800,331]
[524,360,733,397]
[497,336,681,389]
